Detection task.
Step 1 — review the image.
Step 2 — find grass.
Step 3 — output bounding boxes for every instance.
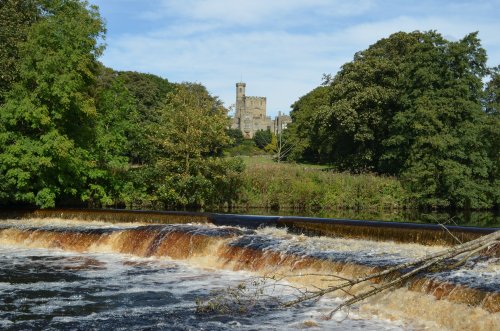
[238,155,329,169]
[235,160,411,211]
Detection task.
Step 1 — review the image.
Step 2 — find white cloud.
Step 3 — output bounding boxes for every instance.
[141,0,375,25]
[94,0,500,116]
[102,29,346,113]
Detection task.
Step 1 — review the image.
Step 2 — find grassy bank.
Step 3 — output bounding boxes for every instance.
[236,157,410,211]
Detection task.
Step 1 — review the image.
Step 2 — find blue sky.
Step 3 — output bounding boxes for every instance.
[91,0,500,117]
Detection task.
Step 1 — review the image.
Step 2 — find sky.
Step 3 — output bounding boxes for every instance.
[91,0,500,117]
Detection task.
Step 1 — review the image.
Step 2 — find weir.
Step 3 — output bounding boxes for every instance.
[1,208,496,245]
[0,215,499,330]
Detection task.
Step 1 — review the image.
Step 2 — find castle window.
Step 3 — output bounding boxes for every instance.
[239,87,242,93]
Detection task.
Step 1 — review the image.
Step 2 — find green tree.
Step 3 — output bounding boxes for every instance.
[226,128,245,147]
[485,66,500,115]
[386,32,492,208]
[91,68,177,208]
[0,0,105,207]
[288,30,497,209]
[253,129,272,149]
[158,83,229,173]
[287,86,330,162]
[0,0,39,105]
[484,66,500,206]
[88,73,141,207]
[322,32,418,171]
[115,71,174,164]
[153,83,241,209]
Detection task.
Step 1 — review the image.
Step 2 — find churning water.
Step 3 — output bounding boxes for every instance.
[0,218,498,330]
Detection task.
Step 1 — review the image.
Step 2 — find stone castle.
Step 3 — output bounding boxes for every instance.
[231,82,291,139]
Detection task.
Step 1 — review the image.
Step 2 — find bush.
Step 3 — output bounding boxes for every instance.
[253,130,272,149]
[225,140,268,157]
[238,163,410,211]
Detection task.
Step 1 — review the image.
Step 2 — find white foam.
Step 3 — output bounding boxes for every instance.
[0,245,408,330]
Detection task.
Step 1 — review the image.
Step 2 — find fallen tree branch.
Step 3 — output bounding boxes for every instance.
[283,231,500,313]
[196,231,500,317]
[326,239,499,318]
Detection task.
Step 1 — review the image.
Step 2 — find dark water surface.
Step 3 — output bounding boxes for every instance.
[225,208,500,228]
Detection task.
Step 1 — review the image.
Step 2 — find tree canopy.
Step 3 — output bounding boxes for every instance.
[287,31,499,209]
[0,0,241,210]
[0,0,105,207]
[0,2,497,211]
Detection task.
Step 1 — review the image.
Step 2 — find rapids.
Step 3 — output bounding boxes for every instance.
[1,218,499,330]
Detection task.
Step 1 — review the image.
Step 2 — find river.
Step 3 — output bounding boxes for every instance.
[0,216,498,330]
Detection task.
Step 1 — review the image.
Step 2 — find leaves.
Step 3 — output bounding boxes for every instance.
[0,0,105,207]
[287,30,497,209]
[151,83,241,209]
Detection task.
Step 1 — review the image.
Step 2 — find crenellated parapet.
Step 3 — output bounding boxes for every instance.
[232,82,291,139]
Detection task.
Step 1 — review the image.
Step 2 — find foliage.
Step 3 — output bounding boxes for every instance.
[0,1,243,210]
[152,83,242,209]
[1,3,496,213]
[158,83,229,170]
[264,134,277,154]
[385,32,492,208]
[225,140,268,157]
[238,162,408,211]
[483,66,500,206]
[89,73,140,206]
[485,66,500,115]
[286,86,330,162]
[156,157,244,209]
[116,70,174,165]
[253,129,272,149]
[226,128,245,147]
[0,0,105,207]
[94,68,174,166]
[287,30,498,209]
[0,0,39,105]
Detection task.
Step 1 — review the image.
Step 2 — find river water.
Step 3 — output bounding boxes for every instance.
[227,208,500,228]
[1,218,498,330]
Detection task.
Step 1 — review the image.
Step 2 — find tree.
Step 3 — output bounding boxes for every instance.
[115,70,174,165]
[323,32,420,172]
[226,128,245,147]
[89,71,140,207]
[0,0,39,105]
[287,30,497,209]
[262,132,295,163]
[287,86,330,162]
[253,129,272,149]
[485,66,500,115]
[158,83,229,173]
[153,83,242,209]
[483,66,500,206]
[0,0,105,207]
[386,32,493,208]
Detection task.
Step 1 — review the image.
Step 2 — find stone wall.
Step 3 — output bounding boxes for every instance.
[232,82,291,139]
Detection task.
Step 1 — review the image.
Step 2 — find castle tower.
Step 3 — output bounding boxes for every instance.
[232,82,273,139]
[235,82,246,122]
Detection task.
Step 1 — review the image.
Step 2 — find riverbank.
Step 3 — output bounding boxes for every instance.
[236,156,409,211]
